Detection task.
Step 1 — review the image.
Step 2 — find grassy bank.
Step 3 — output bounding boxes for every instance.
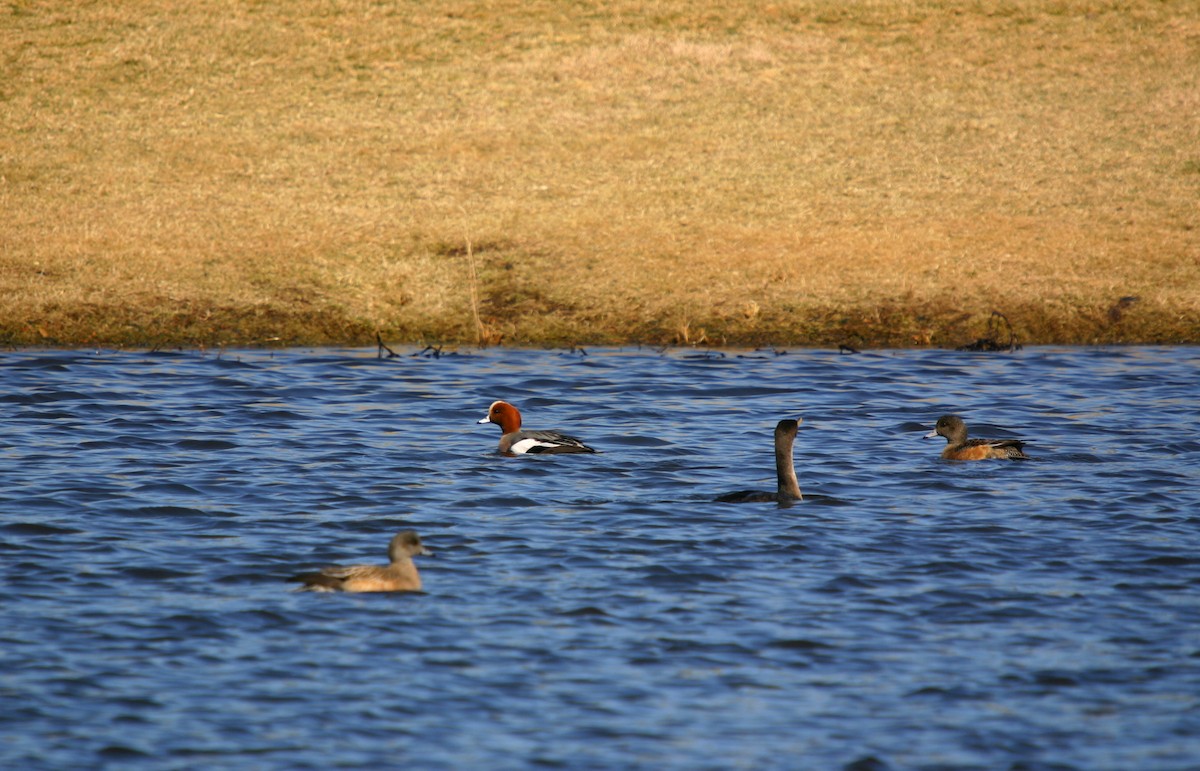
[2,0,1198,348]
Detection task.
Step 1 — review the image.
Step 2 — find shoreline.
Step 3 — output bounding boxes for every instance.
[3,300,1193,352]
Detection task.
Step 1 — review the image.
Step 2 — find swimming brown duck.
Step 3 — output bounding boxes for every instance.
[292,531,433,592]
[924,415,1030,460]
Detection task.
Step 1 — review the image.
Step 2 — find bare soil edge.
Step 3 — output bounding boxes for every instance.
[2,296,1192,350]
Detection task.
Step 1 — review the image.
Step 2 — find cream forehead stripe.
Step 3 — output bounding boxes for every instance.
[479,401,507,423]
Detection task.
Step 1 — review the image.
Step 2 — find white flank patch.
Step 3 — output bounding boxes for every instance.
[510,438,559,454]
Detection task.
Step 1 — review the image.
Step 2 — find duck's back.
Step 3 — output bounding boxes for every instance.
[944,438,1029,460]
[294,563,421,592]
[504,429,597,454]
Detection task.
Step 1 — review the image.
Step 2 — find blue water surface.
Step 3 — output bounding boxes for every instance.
[1,345,1198,770]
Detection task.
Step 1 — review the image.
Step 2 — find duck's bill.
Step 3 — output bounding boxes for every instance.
[477,417,492,424]
[923,429,938,439]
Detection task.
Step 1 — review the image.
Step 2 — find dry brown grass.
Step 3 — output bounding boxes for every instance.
[2,0,1198,348]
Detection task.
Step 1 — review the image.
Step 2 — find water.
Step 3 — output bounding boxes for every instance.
[2,346,1198,770]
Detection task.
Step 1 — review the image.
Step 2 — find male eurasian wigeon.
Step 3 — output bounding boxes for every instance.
[924,414,1031,460]
[477,400,597,455]
[716,418,803,503]
[292,531,432,592]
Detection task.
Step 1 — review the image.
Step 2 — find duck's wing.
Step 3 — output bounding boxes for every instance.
[511,430,597,454]
[318,564,378,579]
[291,563,376,591]
[969,437,1030,458]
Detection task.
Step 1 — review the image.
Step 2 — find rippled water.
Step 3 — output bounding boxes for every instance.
[3,346,1199,770]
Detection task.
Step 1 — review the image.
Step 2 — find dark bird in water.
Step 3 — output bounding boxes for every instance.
[716,418,803,504]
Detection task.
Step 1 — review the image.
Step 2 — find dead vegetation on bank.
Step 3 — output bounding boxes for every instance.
[2,1,1198,349]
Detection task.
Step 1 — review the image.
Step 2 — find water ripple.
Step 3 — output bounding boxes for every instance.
[1,346,1199,769]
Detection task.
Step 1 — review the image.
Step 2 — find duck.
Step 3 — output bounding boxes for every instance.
[292,531,432,592]
[924,414,1030,460]
[477,400,597,455]
[716,418,803,503]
